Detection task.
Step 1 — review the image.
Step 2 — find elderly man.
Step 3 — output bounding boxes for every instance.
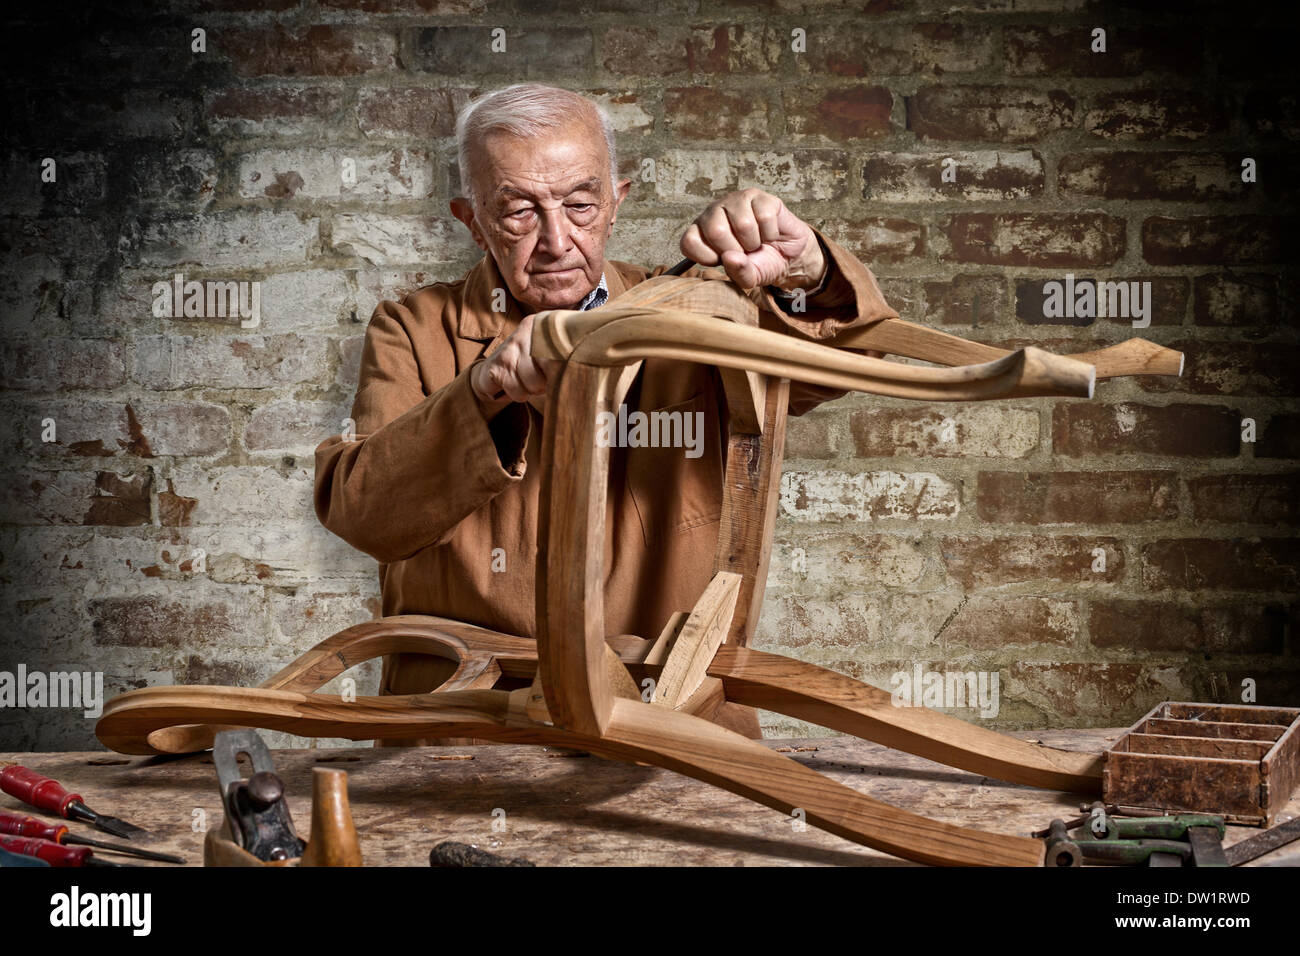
[314,83,897,740]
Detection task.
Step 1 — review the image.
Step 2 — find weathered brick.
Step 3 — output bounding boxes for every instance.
[603,26,690,75]
[0,151,107,216]
[255,270,356,332]
[1137,341,1300,397]
[132,334,333,390]
[821,218,923,264]
[663,88,770,140]
[783,86,893,140]
[269,587,379,646]
[656,149,850,202]
[1141,538,1299,593]
[0,470,151,527]
[244,399,353,455]
[159,464,314,527]
[801,23,995,75]
[1007,662,1188,724]
[1143,216,1293,266]
[239,148,435,201]
[337,335,366,388]
[941,535,1123,588]
[0,339,126,391]
[753,593,884,654]
[206,86,343,137]
[864,151,1043,202]
[849,406,1039,458]
[357,87,468,139]
[1004,26,1202,77]
[1194,273,1294,327]
[3,400,229,459]
[942,214,1125,267]
[684,25,783,74]
[122,150,218,209]
[1014,275,1188,326]
[780,470,960,522]
[607,217,694,269]
[1257,413,1300,459]
[922,273,1008,326]
[768,531,927,593]
[1053,403,1241,458]
[405,26,592,76]
[126,211,319,269]
[585,89,655,135]
[318,0,484,13]
[1188,473,1300,525]
[89,587,271,651]
[1084,90,1226,140]
[1060,152,1244,202]
[892,593,1080,649]
[224,26,398,77]
[330,213,475,265]
[1090,599,1288,654]
[977,471,1178,524]
[907,86,1075,142]
[783,409,841,459]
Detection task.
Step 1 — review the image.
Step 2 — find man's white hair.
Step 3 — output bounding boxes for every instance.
[455,84,618,208]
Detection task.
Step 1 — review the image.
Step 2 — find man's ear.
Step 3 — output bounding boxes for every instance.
[607,178,633,236]
[450,197,489,252]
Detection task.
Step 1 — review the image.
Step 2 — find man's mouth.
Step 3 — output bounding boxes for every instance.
[532,266,581,275]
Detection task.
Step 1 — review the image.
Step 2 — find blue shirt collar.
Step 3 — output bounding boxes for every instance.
[576,273,609,311]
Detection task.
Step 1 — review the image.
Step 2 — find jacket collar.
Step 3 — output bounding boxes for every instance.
[457,252,630,341]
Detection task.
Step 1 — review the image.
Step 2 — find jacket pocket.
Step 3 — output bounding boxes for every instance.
[624,391,724,547]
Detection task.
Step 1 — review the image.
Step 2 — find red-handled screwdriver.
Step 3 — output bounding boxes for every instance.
[0,763,144,839]
[0,812,183,864]
[0,835,135,867]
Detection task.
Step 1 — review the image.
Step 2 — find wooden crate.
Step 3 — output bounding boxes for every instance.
[1104,701,1300,826]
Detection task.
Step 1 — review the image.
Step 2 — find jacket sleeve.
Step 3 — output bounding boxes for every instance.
[313,298,530,564]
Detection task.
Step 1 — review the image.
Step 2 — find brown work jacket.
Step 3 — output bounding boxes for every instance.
[313,228,897,696]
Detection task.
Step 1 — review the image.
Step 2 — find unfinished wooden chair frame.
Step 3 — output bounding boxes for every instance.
[97,276,1183,867]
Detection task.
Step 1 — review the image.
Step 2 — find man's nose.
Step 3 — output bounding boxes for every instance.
[534,207,572,256]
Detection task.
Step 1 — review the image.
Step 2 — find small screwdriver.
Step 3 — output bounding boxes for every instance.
[0,835,135,867]
[0,762,144,839]
[0,812,184,864]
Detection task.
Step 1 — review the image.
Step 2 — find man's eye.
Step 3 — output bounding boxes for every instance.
[506,207,534,219]
[568,203,594,212]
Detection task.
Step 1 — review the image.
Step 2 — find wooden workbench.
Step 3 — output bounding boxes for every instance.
[5,729,1297,866]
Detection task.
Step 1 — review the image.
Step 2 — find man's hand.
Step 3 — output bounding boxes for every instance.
[471,312,549,413]
[679,188,827,292]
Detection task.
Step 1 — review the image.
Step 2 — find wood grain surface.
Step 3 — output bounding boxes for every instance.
[6,730,1294,867]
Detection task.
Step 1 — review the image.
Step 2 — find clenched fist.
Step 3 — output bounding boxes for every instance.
[679,187,827,292]
[471,312,550,413]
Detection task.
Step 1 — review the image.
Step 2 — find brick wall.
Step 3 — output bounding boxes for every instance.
[1,0,1296,750]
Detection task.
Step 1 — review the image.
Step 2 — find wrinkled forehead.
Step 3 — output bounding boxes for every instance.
[474,118,611,202]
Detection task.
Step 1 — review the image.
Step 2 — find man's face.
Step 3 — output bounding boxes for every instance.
[452,117,630,314]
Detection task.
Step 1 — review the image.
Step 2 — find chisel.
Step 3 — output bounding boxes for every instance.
[0,762,145,839]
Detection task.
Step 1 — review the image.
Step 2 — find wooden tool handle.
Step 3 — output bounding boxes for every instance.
[299,767,362,867]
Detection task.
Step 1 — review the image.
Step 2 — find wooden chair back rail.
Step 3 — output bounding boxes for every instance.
[95,276,1185,866]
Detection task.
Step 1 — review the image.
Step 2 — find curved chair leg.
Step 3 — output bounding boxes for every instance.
[705,645,1102,793]
[95,684,1043,866]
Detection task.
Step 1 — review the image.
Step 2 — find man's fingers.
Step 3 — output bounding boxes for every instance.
[679,222,719,266]
[722,203,763,252]
[696,205,747,261]
[749,192,786,244]
[515,353,547,395]
[719,249,760,289]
